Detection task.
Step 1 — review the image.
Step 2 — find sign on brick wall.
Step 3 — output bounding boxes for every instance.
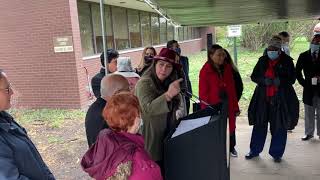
[53,36,74,53]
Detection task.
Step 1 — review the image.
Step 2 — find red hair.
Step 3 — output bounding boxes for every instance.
[103,92,141,132]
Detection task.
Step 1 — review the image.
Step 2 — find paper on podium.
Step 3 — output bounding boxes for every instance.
[171,116,211,138]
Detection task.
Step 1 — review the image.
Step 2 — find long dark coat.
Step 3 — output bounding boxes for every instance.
[248,53,299,131]
[296,50,320,106]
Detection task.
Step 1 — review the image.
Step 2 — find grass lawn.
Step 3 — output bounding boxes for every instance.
[187,37,309,115]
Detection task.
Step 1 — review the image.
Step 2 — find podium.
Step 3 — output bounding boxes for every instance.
[164,102,230,180]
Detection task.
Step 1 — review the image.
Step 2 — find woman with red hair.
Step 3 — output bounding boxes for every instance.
[81,92,162,180]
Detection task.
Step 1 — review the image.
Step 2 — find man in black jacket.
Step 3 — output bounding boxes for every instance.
[91,49,119,98]
[296,35,320,141]
[85,74,130,147]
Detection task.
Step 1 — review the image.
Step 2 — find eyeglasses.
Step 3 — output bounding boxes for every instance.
[0,85,12,94]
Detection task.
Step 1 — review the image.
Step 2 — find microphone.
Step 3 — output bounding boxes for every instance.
[180,91,214,110]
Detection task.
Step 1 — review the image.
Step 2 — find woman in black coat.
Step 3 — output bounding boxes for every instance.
[246,36,299,163]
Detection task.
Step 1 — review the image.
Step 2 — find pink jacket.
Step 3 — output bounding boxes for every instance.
[81,129,162,180]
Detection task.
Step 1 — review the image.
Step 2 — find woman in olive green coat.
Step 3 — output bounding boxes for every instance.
[135,48,185,173]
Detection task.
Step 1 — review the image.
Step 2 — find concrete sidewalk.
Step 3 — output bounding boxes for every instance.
[230,117,320,180]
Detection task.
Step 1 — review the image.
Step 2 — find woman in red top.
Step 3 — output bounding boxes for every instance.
[199,44,239,156]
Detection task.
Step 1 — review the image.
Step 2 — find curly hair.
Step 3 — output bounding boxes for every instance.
[103,92,141,132]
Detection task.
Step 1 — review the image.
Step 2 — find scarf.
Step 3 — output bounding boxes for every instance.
[265,59,279,98]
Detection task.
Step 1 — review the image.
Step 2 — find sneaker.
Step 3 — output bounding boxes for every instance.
[301,135,313,141]
[245,152,259,160]
[230,149,238,157]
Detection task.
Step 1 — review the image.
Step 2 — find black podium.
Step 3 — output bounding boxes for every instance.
[164,102,230,180]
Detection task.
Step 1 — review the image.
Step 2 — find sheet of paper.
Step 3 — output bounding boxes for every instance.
[171,116,211,138]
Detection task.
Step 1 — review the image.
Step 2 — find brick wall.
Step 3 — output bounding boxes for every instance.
[0,0,85,109]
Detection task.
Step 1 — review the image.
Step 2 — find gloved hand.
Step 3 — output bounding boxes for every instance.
[273,77,280,87]
[264,78,273,86]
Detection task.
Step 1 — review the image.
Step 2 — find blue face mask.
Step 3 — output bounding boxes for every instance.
[175,48,181,55]
[310,44,320,54]
[267,51,279,60]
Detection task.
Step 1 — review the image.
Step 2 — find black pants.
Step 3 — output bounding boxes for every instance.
[230,132,236,152]
[185,97,190,115]
[156,160,165,179]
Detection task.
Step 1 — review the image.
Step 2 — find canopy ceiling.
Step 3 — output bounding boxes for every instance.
[151,0,320,26]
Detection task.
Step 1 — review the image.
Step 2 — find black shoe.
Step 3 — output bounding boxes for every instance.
[245,152,258,160]
[273,157,282,163]
[301,135,313,141]
[230,149,238,157]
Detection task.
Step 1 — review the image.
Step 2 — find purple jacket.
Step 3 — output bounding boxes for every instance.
[81,129,162,180]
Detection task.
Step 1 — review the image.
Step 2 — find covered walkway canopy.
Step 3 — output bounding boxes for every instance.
[147,0,320,26]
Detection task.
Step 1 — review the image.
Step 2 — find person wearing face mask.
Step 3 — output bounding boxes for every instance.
[81,92,162,180]
[135,48,185,175]
[246,36,299,163]
[296,35,320,141]
[279,31,290,56]
[136,47,157,76]
[263,32,291,56]
[167,40,192,114]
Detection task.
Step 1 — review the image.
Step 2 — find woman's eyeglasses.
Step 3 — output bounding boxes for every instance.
[0,85,12,94]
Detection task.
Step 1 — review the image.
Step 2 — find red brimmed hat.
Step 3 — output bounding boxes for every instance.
[153,48,182,69]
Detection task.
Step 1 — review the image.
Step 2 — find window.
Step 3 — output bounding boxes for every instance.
[78,1,94,56]
[196,27,201,38]
[167,23,174,41]
[183,26,188,40]
[140,12,151,46]
[178,27,184,41]
[151,14,160,45]
[159,16,167,44]
[128,10,141,48]
[105,6,114,49]
[91,4,114,53]
[188,27,192,40]
[112,7,129,50]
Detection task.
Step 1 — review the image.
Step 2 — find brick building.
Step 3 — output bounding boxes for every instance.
[0,0,214,109]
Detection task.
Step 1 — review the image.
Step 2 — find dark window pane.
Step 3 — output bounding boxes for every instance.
[91,4,114,53]
[128,10,141,48]
[160,16,167,44]
[78,1,94,56]
[151,14,160,45]
[167,23,174,41]
[112,7,129,50]
[178,27,183,41]
[183,26,188,40]
[188,27,192,40]
[105,6,114,50]
[141,12,151,46]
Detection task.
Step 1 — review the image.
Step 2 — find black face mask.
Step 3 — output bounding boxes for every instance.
[144,56,153,65]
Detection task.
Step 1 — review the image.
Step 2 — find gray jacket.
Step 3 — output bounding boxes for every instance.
[0,111,55,180]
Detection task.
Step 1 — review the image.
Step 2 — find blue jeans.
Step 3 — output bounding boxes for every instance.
[249,124,287,158]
